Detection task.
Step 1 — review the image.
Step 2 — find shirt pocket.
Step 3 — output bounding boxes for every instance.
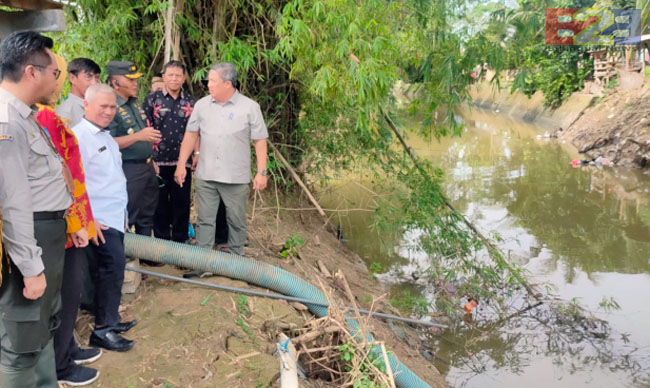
[226,114,249,137]
[28,137,59,180]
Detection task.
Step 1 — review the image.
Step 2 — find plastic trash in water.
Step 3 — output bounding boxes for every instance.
[571,157,612,168]
[594,156,611,167]
[571,159,590,168]
[464,298,478,315]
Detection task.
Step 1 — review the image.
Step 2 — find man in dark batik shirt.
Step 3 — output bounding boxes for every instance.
[143,61,196,242]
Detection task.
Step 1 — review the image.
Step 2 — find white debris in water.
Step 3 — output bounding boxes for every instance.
[608,114,615,119]
[495,109,500,113]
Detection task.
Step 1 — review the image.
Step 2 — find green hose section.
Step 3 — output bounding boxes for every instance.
[124,233,432,388]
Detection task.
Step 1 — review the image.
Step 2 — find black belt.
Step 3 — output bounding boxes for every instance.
[33,210,67,221]
[122,158,152,164]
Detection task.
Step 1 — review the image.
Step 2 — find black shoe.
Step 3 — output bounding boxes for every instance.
[72,347,102,365]
[89,328,135,352]
[111,319,137,333]
[58,365,99,386]
[140,259,164,267]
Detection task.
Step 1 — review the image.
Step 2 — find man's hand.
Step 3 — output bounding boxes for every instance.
[253,173,267,191]
[174,165,187,187]
[71,228,89,248]
[93,222,109,246]
[137,127,162,143]
[23,273,46,300]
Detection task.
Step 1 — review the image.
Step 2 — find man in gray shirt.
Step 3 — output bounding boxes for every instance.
[57,58,100,127]
[175,62,268,257]
[0,31,73,388]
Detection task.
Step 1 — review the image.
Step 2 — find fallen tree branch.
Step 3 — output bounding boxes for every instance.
[381,109,541,303]
[268,140,338,235]
[293,326,342,345]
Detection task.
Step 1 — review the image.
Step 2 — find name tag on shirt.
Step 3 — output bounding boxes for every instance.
[98,146,107,153]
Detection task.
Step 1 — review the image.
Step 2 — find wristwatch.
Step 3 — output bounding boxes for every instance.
[258,169,267,176]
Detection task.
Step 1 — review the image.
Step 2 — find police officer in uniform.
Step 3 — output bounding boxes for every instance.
[106,61,161,241]
[0,31,74,388]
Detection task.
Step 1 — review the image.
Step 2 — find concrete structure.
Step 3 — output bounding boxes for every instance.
[0,0,65,40]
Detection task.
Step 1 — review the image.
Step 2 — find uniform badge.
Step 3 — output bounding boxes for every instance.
[127,128,134,135]
[0,135,13,142]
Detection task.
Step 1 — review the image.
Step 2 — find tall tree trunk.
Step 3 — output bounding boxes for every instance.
[164,0,175,63]
[172,0,184,60]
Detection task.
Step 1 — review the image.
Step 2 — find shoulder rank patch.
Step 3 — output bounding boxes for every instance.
[0,135,13,142]
[0,102,8,123]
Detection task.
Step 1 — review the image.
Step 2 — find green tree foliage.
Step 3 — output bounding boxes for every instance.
[53,0,529,317]
[486,0,636,108]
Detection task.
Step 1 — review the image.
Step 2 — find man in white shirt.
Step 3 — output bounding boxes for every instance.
[71,84,136,352]
[57,58,100,127]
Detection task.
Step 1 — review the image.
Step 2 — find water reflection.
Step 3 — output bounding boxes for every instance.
[319,108,650,387]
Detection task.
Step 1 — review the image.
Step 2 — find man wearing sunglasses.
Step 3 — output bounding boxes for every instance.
[0,31,73,388]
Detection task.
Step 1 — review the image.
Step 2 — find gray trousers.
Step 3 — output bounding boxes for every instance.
[195,179,249,255]
[0,338,56,388]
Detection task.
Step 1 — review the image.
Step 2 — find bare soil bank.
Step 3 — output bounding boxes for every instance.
[68,194,446,388]
[559,85,650,169]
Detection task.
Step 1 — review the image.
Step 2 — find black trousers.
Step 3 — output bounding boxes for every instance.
[154,166,192,242]
[53,246,85,376]
[123,162,158,236]
[87,228,125,327]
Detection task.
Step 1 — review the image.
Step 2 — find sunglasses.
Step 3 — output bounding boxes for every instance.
[31,64,61,80]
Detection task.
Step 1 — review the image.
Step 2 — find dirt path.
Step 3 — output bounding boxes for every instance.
[70,194,446,388]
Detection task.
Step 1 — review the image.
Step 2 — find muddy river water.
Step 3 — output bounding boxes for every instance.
[319,108,650,387]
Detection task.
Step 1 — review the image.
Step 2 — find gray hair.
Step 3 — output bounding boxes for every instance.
[210,62,237,88]
[85,83,115,102]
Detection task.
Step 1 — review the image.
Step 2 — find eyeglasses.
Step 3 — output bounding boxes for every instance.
[30,64,61,80]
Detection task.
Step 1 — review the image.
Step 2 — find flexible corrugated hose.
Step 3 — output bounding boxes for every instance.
[124,233,432,388]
